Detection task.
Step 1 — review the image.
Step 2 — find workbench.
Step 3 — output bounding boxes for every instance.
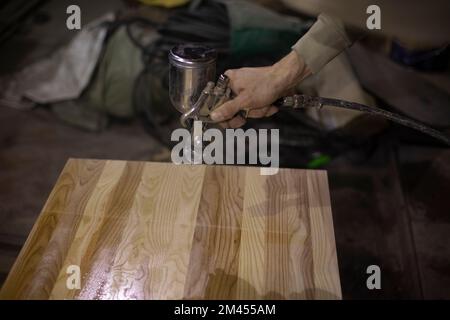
[0,159,341,299]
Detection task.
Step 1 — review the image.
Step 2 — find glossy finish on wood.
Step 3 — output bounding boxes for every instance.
[0,159,341,300]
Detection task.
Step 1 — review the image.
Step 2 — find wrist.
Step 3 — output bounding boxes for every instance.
[270,51,311,93]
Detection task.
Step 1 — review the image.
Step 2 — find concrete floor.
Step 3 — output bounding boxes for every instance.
[1,0,450,299]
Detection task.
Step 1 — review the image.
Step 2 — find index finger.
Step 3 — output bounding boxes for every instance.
[210,95,248,122]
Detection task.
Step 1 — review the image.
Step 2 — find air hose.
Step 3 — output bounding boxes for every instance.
[275,94,450,146]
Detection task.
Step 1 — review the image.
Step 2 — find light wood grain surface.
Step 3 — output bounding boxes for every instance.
[0,159,341,300]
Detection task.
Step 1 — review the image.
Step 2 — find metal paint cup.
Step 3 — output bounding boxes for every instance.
[168,44,217,114]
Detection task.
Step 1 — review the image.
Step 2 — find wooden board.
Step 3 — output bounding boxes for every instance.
[0,159,341,300]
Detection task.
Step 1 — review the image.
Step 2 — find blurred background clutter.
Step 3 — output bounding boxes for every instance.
[0,0,449,299]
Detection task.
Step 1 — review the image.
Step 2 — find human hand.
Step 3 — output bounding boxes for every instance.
[210,51,311,128]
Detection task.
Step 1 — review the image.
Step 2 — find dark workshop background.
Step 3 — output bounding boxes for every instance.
[0,0,449,299]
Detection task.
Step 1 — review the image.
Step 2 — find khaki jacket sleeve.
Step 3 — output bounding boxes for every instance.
[292,13,358,74]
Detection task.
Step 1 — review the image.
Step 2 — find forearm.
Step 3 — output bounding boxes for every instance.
[268,12,361,94]
[292,13,361,74]
[269,51,312,95]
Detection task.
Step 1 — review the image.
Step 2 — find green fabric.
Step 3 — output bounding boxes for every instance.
[87,26,144,118]
[231,29,301,58]
[221,0,311,57]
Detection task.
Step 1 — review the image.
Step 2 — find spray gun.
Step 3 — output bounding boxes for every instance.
[169,44,244,129]
[169,44,450,146]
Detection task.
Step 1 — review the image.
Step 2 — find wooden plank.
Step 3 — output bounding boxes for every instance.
[0,159,340,300]
[184,166,245,299]
[236,170,268,299]
[0,159,106,299]
[49,160,128,299]
[51,161,205,300]
[307,171,342,299]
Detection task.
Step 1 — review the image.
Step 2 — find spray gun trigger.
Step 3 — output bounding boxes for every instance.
[180,74,232,128]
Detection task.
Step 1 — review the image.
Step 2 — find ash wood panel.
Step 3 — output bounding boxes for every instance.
[307,171,342,299]
[102,162,205,300]
[0,159,106,299]
[237,169,316,299]
[183,166,245,299]
[50,160,128,299]
[50,162,205,300]
[236,170,268,299]
[0,159,341,300]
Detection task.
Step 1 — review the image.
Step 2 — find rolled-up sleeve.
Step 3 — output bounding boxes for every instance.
[292,13,357,74]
